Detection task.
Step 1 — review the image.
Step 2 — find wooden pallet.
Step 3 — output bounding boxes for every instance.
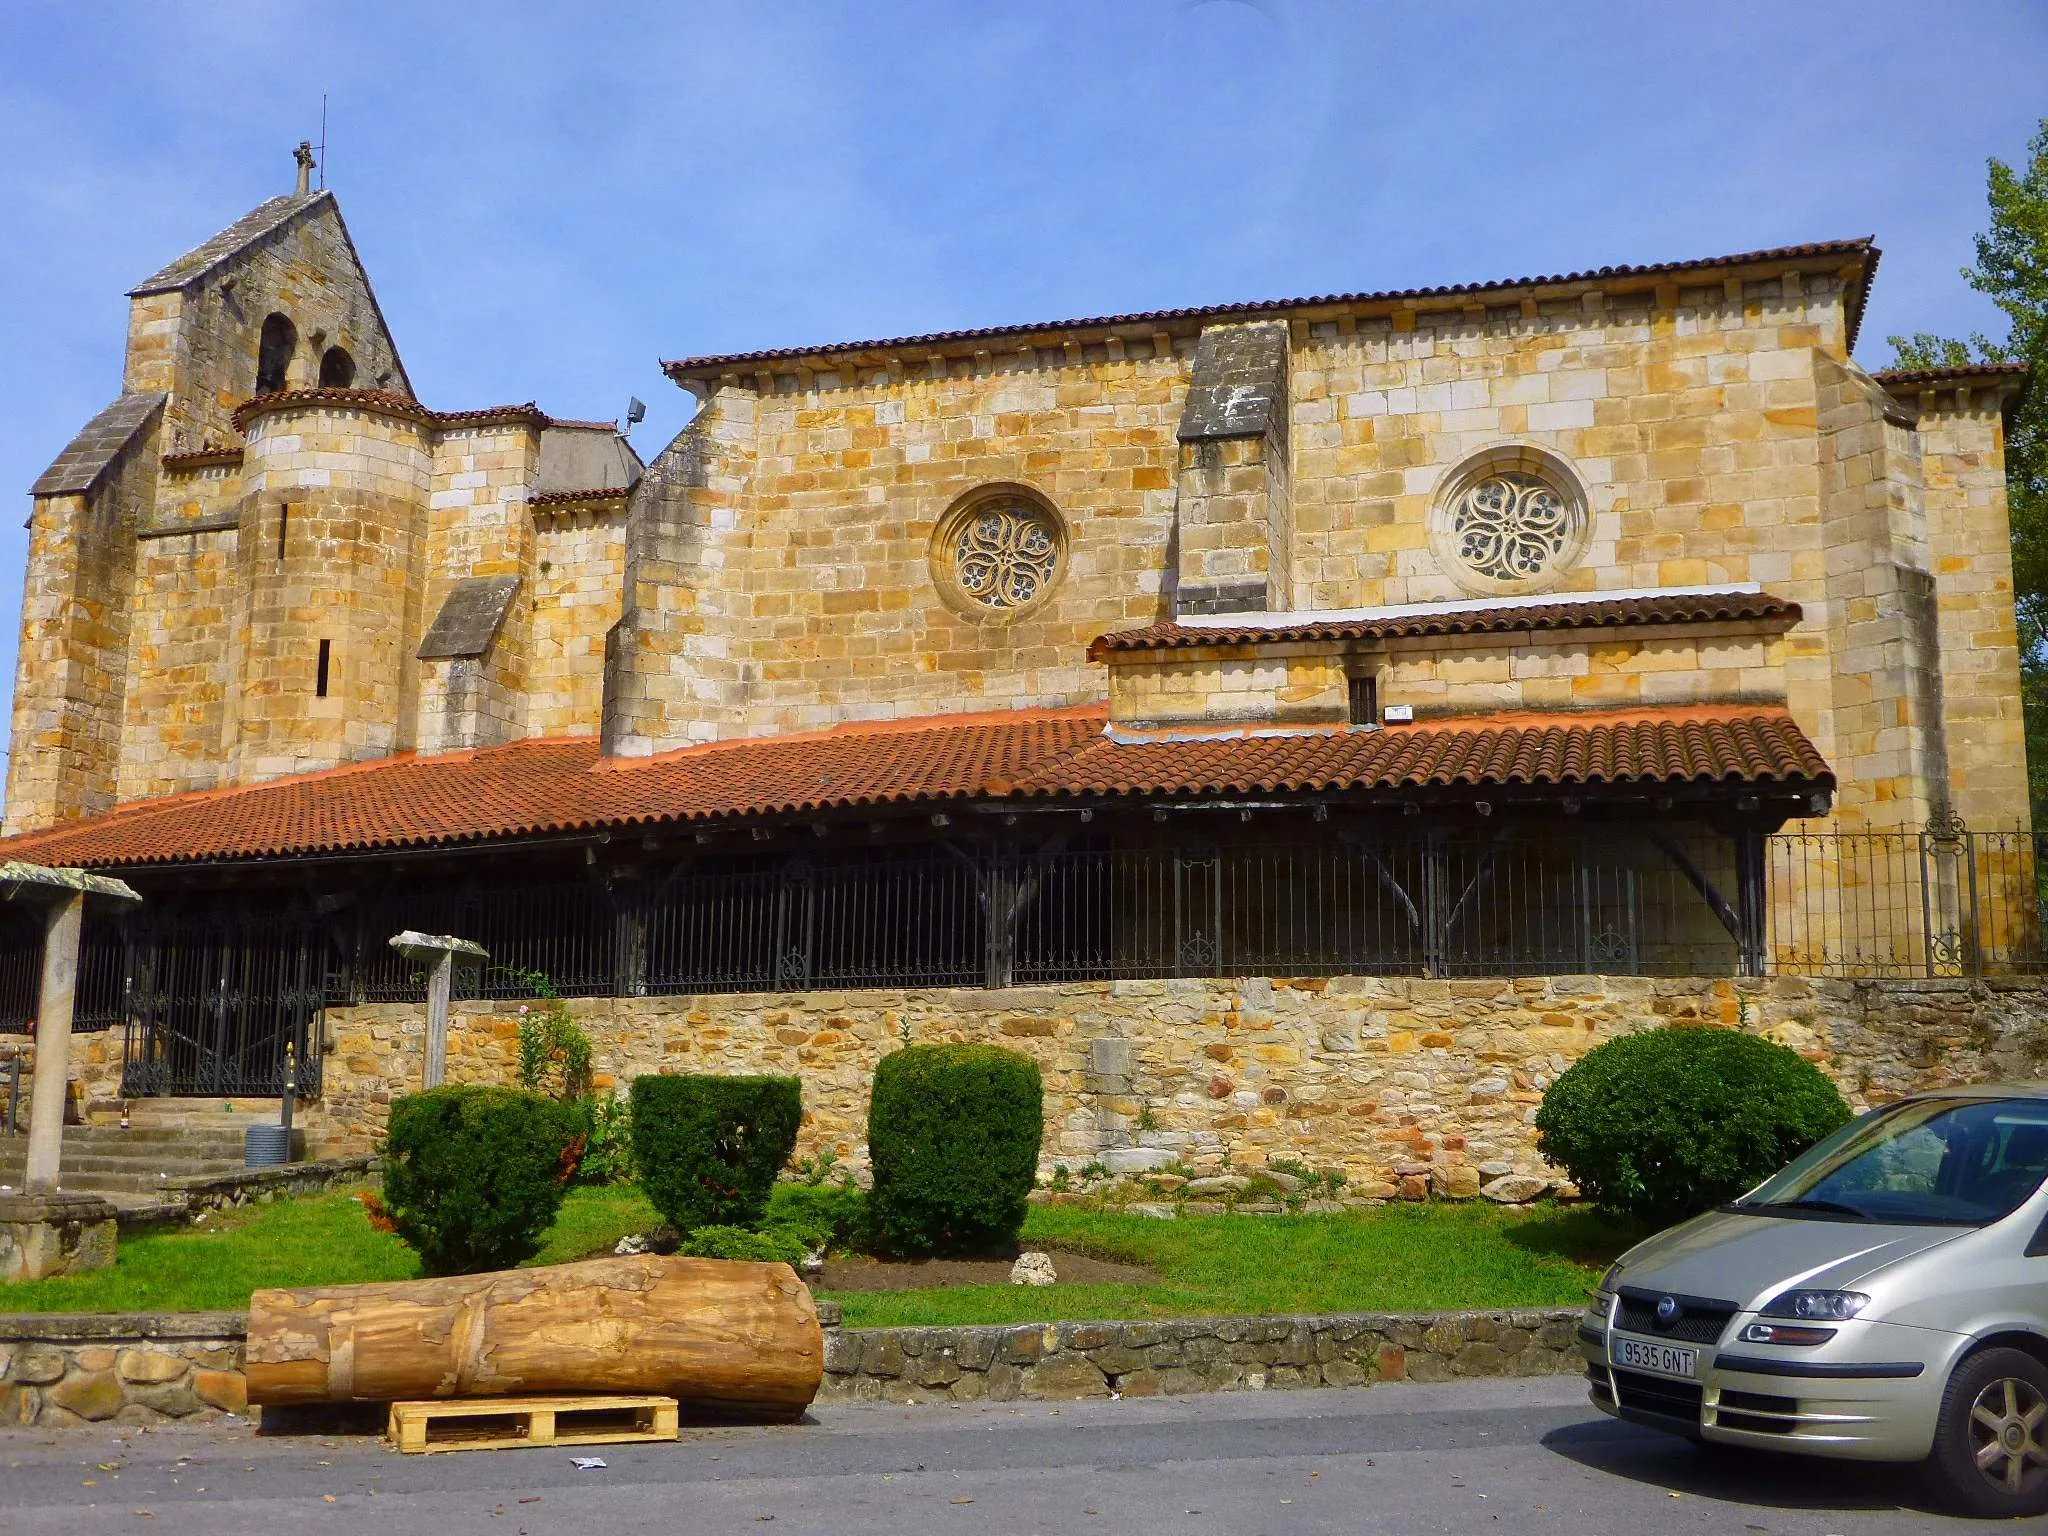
[386,1394,680,1454]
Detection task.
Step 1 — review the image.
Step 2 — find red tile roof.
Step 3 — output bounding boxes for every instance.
[231,389,556,435]
[1871,361,2031,387]
[0,705,1831,871]
[664,238,1878,379]
[532,487,632,508]
[1088,590,1800,658]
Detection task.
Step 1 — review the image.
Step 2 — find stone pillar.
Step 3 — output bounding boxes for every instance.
[388,931,489,1090]
[24,892,83,1193]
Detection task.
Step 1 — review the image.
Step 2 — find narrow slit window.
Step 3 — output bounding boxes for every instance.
[316,639,332,698]
[278,502,290,561]
[1348,673,1378,726]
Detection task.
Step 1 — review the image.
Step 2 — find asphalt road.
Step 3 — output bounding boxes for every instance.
[0,1377,1997,1534]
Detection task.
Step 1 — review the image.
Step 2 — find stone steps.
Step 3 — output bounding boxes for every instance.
[0,1114,305,1195]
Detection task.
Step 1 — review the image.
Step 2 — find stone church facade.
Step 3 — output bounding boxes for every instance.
[0,168,2035,1181]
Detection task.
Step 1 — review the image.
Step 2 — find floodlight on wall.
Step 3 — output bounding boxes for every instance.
[624,396,646,436]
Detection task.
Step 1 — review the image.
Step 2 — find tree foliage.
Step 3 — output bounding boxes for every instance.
[1887,118,2048,819]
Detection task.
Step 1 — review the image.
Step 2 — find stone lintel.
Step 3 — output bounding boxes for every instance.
[388,930,489,963]
[0,862,142,907]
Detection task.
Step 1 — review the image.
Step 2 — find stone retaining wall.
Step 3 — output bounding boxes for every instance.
[0,1304,1582,1428]
[287,974,2048,1197]
[0,1313,246,1427]
[117,1157,380,1231]
[814,1306,1584,1403]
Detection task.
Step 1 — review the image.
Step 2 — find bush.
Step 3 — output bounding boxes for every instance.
[677,1224,809,1265]
[575,1093,636,1186]
[381,1084,583,1274]
[867,1043,1042,1256]
[766,1180,870,1255]
[630,1074,802,1235]
[512,975,593,1102]
[1534,1027,1851,1225]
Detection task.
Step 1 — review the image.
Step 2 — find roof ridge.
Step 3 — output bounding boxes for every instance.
[663,238,1876,377]
[128,190,331,296]
[595,704,1109,773]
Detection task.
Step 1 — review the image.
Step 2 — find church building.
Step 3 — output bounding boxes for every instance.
[0,157,2032,1184]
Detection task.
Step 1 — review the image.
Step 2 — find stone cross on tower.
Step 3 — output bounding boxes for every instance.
[294,140,316,197]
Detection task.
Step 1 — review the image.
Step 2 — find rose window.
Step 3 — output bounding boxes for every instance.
[1428,451,1590,594]
[1447,471,1578,583]
[952,501,1059,610]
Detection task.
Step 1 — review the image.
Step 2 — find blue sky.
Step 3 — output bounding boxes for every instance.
[0,1,2042,772]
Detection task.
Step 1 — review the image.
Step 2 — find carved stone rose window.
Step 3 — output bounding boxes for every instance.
[931,486,1066,618]
[1428,449,1590,595]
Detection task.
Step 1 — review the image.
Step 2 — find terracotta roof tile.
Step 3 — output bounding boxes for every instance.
[0,705,1831,872]
[1089,590,1801,657]
[1871,361,2031,387]
[230,389,555,435]
[664,238,1877,378]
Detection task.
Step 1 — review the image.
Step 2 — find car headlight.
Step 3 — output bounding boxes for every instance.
[1589,1262,1624,1314]
[1761,1288,1870,1322]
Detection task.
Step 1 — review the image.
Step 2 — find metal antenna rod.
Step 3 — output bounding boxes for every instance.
[318,93,328,190]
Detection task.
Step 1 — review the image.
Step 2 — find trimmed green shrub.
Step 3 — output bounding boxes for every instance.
[867,1043,1042,1256]
[381,1084,583,1275]
[677,1224,809,1265]
[1534,1027,1851,1225]
[630,1074,802,1234]
[766,1180,871,1255]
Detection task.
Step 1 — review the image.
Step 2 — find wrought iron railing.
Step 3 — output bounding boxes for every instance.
[1765,821,2043,978]
[0,823,2039,1077]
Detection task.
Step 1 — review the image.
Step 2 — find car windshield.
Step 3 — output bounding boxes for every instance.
[1733,1097,2048,1226]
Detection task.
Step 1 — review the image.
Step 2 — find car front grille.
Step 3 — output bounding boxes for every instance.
[1715,1387,1798,1435]
[1615,1287,1739,1345]
[1612,1368,1704,1424]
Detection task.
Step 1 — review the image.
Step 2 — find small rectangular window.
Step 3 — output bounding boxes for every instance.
[1348,673,1378,726]
[316,638,331,698]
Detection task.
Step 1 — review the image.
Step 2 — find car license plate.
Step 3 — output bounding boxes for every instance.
[1612,1335,1698,1380]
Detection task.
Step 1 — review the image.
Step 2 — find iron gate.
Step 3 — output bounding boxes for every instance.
[119,915,324,1099]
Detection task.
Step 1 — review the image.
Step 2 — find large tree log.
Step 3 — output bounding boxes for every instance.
[246,1255,822,1418]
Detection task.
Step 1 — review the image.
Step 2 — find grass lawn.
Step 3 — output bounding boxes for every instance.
[0,1185,658,1315]
[825,1201,1637,1328]
[0,1183,1633,1324]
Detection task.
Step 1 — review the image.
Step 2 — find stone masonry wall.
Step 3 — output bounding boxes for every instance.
[1103,620,1792,730]
[816,1307,1581,1404]
[1915,389,2031,833]
[528,502,627,738]
[299,975,2048,1191]
[0,1305,1577,1428]
[0,1314,247,1428]
[125,195,408,459]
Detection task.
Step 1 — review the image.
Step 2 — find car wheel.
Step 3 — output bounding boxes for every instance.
[1925,1346,2048,1518]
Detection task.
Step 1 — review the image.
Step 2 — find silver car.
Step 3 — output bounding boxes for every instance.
[1579,1083,2048,1518]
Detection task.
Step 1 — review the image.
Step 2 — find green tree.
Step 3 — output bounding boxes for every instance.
[1887,119,2048,820]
